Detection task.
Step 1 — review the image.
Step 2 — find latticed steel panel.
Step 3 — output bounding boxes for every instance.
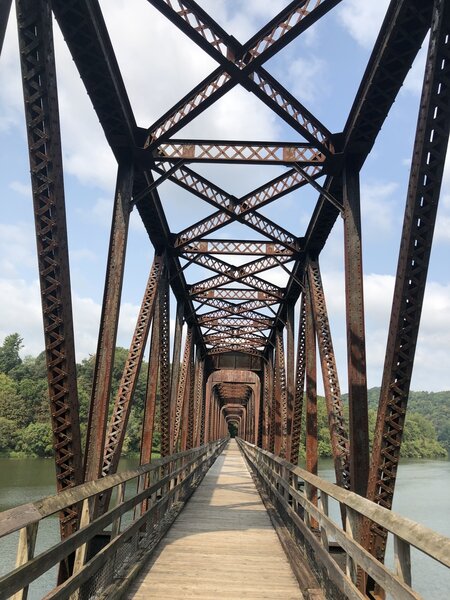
[156,141,326,164]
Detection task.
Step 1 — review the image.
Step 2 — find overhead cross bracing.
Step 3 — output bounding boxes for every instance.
[6,0,450,597]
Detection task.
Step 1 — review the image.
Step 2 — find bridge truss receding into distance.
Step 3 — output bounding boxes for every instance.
[1,0,450,598]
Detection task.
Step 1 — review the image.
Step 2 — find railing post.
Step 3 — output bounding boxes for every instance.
[12,523,38,600]
[345,507,359,585]
[394,536,412,587]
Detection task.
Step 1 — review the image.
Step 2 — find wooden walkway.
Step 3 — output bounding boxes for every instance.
[129,439,304,599]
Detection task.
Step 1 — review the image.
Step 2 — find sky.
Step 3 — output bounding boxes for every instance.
[1,0,450,392]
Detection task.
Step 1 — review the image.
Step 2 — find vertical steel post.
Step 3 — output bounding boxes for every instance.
[308,259,350,489]
[276,329,288,458]
[173,325,192,450]
[16,0,82,538]
[159,263,171,457]
[186,344,196,449]
[286,302,295,461]
[268,350,275,453]
[305,278,318,518]
[366,0,450,569]
[291,293,306,465]
[343,165,369,497]
[140,299,161,465]
[102,256,162,479]
[84,161,133,483]
[169,302,184,446]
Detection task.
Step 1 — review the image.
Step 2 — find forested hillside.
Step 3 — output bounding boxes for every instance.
[0,333,447,459]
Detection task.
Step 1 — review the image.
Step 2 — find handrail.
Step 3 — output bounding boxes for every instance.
[0,438,227,600]
[0,445,208,538]
[237,438,450,600]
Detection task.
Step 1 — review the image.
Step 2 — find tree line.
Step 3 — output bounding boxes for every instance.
[0,333,447,459]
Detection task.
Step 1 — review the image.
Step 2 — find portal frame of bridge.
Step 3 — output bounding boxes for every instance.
[3,0,450,597]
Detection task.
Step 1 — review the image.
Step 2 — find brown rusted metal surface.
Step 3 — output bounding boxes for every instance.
[366,0,450,570]
[102,255,163,479]
[16,0,83,538]
[343,166,369,497]
[307,259,350,490]
[173,325,193,450]
[159,264,171,457]
[291,292,306,466]
[140,296,161,465]
[84,162,133,484]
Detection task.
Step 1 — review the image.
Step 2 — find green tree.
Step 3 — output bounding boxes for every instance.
[0,373,30,427]
[18,423,53,457]
[0,333,23,374]
[0,417,19,452]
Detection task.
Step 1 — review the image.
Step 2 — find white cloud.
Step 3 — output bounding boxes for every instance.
[318,270,450,391]
[284,56,327,104]
[9,180,31,196]
[0,276,141,362]
[360,181,399,235]
[0,223,36,277]
[337,0,390,49]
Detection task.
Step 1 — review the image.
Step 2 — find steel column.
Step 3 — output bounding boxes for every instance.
[291,292,307,465]
[140,297,161,465]
[84,161,133,482]
[159,263,171,457]
[102,255,162,478]
[16,0,82,538]
[305,279,318,496]
[169,302,184,446]
[367,0,450,567]
[343,165,369,496]
[286,302,295,461]
[173,325,193,450]
[307,259,350,489]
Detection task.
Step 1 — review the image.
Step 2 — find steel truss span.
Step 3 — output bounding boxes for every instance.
[8,0,450,596]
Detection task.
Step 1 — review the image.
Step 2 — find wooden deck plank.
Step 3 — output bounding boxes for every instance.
[129,440,304,599]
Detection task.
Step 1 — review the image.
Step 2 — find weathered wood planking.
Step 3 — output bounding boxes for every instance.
[129,440,304,599]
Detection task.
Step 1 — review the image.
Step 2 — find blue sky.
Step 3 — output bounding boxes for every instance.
[1,0,450,392]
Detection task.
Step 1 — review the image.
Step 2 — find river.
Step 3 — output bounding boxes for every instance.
[0,456,448,599]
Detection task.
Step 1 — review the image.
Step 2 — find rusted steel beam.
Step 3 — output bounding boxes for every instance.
[0,0,12,55]
[305,278,318,499]
[51,0,137,157]
[84,162,133,484]
[286,303,295,462]
[154,160,318,236]
[169,302,184,448]
[307,259,350,489]
[173,326,193,450]
[268,0,435,347]
[194,288,281,301]
[367,0,450,568]
[175,207,299,252]
[276,329,288,459]
[187,254,291,299]
[101,255,162,481]
[343,166,369,497]
[16,0,83,539]
[145,0,340,150]
[159,264,171,457]
[140,294,161,465]
[154,140,326,165]
[291,293,306,465]
[182,240,294,256]
[186,347,196,450]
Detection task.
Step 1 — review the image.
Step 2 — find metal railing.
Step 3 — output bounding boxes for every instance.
[238,438,450,600]
[0,439,227,600]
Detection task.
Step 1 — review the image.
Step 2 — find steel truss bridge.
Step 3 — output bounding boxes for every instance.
[0,0,450,598]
